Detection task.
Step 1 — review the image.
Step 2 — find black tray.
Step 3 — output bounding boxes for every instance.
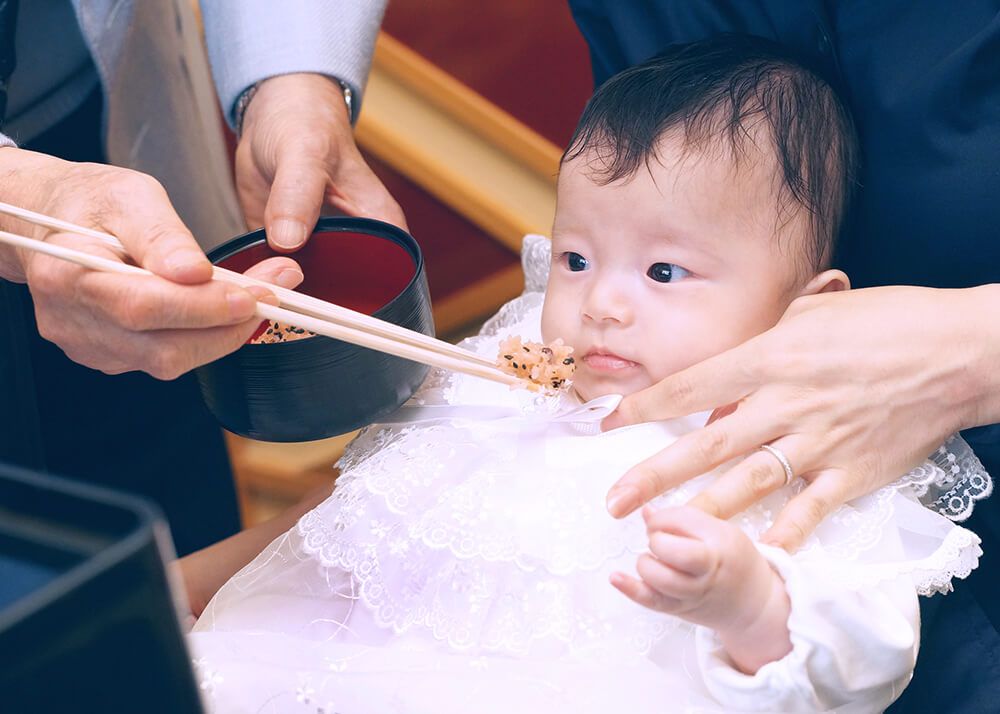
[0,463,203,713]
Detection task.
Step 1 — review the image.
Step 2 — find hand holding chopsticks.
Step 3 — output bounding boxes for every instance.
[0,202,520,387]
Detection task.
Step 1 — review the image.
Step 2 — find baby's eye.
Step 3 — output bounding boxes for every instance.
[647,262,690,283]
[564,252,589,272]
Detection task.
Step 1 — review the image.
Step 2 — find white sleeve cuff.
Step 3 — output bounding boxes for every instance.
[201,1,388,127]
[695,544,918,713]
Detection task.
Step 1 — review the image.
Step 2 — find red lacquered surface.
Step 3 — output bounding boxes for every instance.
[362,153,518,304]
[219,230,416,316]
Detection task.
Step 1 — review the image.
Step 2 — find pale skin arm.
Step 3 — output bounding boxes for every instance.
[176,482,335,619]
[603,285,1000,550]
[611,506,791,674]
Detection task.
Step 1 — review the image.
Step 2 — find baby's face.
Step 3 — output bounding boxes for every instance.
[542,135,813,402]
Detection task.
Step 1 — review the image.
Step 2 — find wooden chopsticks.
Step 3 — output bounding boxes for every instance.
[0,204,520,388]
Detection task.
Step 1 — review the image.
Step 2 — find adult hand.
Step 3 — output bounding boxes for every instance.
[235,72,406,251]
[603,285,1000,550]
[0,148,304,379]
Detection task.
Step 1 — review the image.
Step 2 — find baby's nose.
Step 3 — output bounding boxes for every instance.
[582,282,634,325]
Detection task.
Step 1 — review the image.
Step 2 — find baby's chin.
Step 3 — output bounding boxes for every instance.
[571,374,652,403]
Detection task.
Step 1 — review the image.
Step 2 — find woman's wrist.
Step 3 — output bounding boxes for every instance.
[953,283,1000,430]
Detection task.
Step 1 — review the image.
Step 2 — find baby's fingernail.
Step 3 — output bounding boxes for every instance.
[607,485,640,518]
[275,268,304,289]
[226,288,256,320]
[270,220,307,250]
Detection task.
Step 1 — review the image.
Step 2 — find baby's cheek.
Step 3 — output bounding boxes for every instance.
[539,301,559,344]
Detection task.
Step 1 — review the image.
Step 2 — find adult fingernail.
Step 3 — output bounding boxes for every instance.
[270,220,307,250]
[275,268,304,289]
[246,285,279,306]
[606,485,640,518]
[226,288,256,320]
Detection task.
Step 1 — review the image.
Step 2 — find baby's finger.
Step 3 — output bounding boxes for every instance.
[635,553,703,600]
[647,531,713,576]
[642,504,731,542]
[609,572,680,612]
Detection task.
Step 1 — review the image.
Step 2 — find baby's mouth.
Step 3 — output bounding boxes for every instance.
[582,350,639,372]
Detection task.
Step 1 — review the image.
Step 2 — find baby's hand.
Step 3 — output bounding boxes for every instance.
[610,505,791,673]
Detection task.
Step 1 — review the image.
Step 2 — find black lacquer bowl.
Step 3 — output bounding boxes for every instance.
[195,217,434,442]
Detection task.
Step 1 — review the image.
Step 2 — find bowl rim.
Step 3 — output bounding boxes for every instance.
[208,216,427,349]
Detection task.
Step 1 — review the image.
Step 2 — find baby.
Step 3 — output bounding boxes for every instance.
[187,36,986,713]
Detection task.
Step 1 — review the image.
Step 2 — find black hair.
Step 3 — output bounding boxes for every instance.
[563,34,858,270]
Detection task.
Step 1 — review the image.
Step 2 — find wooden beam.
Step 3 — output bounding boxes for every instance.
[356,34,560,254]
[433,262,525,336]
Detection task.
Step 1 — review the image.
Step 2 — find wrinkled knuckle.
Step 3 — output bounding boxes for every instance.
[618,399,643,425]
[782,520,809,550]
[33,313,64,345]
[694,429,728,463]
[147,344,185,381]
[29,265,63,296]
[746,461,781,496]
[115,291,159,332]
[293,132,332,158]
[804,494,833,526]
[108,169,148,197]
[142,221,189,254]
[638,463,669,495]
[669,377,695,406]
[131,170,166,196]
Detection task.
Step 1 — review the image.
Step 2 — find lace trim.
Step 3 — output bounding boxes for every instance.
[297,512,674,660]
[805,525,982,596]
[921,435,993,521]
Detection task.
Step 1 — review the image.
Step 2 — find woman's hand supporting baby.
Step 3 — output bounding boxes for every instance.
[611,505,791,674]
[603,285,1000,550]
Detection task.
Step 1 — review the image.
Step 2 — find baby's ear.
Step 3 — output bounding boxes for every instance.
[799,269,850,296]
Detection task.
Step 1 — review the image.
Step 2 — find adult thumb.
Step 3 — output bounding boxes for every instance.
[264,149,326,252]
[108,174,212,285]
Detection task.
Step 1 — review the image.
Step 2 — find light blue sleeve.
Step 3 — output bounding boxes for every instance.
[201,1,388,127]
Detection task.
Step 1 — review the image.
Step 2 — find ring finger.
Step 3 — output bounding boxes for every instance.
[686,436,811,521]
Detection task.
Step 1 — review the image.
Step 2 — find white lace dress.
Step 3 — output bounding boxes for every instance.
[189,236,991,714]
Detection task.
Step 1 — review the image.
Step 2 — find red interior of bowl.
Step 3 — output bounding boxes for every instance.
[219,230,417,316]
